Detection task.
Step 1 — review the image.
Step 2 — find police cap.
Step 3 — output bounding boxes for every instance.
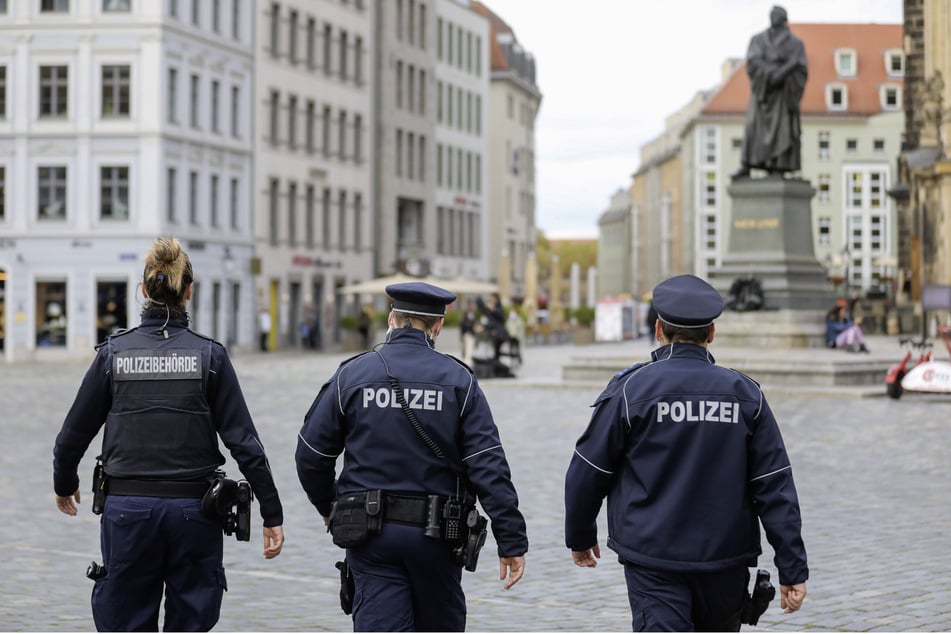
[652,274,723,328]
[386,282,457,317]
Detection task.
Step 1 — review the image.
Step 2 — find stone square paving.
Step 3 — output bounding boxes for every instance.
[2,335,949,631]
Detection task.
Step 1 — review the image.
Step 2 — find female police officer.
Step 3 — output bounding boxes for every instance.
[296,281,528,631]
[53,235,284,631]
[565,274,807,631]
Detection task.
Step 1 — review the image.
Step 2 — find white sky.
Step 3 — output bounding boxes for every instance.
[486,0,904,238]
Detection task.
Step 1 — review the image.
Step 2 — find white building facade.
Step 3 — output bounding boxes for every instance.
[254,0,374,350]
[0,0,256,362]
[432,0,489,281]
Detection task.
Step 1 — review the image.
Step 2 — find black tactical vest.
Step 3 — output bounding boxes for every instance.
[101,326,225,481]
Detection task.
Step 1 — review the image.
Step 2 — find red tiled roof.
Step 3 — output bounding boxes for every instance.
[470,1,514,71]
[702,23,902,116]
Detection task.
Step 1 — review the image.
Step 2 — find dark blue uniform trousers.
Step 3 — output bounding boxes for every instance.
[92,495,226,632]
[347,522,465,632]
[623,562,748,632]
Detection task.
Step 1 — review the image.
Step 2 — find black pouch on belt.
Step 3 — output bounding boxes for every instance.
[330,490,383,548]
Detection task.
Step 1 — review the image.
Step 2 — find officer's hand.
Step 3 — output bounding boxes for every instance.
[263,525,284,559]
[499,556,525,590]
[781,583,806,613]
[571,544,600,568]
[55,490,81,516]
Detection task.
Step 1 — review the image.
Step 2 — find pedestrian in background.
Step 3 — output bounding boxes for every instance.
[296,282,527,631]
[52,235,284,632]
[258,307,271,352]
[565,274,807,631]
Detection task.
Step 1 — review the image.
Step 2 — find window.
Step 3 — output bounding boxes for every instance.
[885,49,904,77]
[338,190,347,250]
[288,10,298,63]
[323,24,332,75]
[41,0,69,12]
[101,65,130,117]
[212,0,220,32]
[353,192,362,251]
[322,105,331,154]
[166,167,176,222]
[269,3,280,58]
[436,80,442,123]
[268,178,279,245]
[419,4,426,49]
[167,67,178,123]
[339,30,348,79]
[419,70,426,116]
[700,127,717,165]
[36,281,67,347]
[396,61,403,108]
[419,136,425,183]
[818,173,831,202]
[835,48,856,77]
[436,143,442,186]
[818,216,830,246]
[269,90,279,144]
[873,138,885,152]
[103,0,130,11]
[437,17,443,60]
[230,85,239,137]
[846,138,857,153]
[0,66,7,118]
[287,181,297,247]
[322,187,331,250]
[353,114,362,162]
[407,65,414,112]
[169,0,177,18]
[305,185,315,248]
[229,177,239,228]
[38,166,67,219]
[407,0,414,44]
[100,166,129,219]
[818,131,830,159]
[354,36,363,84]
[191,0,199,25]
[396,0,403,40]
[396,129,403,177]
[702,171,717,207]
[880,84,901,111]
[189,73,200,127]
[188,171,198,224]
[702,213,717,251]
[305,100,315,152]
[39,65,68,118]
[307,18,316,67]
[731,137,742,150]
[826,83,848,111]
[210,80,220,132]
[209,174,219,226]
[338,110,346,159]
[232,0,240,39]
[0,166,5,220]
[287,94,297,149]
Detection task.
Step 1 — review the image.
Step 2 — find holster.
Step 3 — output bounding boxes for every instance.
[335,559,355,615]
[329,490,383,548]
[91,457,106,516]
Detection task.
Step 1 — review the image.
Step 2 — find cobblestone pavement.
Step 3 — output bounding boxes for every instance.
[3,336,949,631]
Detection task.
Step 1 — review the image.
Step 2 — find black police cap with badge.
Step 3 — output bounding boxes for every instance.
[652,274,724,328]
[386,282,457,317]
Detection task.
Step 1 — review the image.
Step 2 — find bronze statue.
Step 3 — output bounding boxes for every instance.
[734,6,808,178]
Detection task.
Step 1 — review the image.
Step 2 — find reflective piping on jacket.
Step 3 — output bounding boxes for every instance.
[297,433,340,459]
[750,465,791,481]
[463,444,501,461]
[574,449,614,475]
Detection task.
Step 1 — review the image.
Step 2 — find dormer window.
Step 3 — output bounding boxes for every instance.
[835,48,857,77]
[826,83,849,112]
[880,83,902,111]
[885,49,904,77]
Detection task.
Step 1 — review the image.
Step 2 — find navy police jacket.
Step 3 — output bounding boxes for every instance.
[564,342,808,586]
[295,326,529,558]
[52,315,284,527]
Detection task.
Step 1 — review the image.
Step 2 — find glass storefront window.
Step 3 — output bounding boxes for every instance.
[36,281,67,347]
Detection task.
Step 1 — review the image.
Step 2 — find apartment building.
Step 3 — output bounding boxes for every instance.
[254,0,373,350]
[470,1,540,303]
[432,0,489,283]
[0,0,255,362]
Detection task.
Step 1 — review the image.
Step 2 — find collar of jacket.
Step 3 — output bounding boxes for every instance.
[651,342,716,365]
[385,326,435,349]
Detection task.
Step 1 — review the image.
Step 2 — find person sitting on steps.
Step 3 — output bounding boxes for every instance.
[825,303,869,353]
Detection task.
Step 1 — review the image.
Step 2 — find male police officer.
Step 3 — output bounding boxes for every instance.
[296,281,527,631]
[564,274,808,631]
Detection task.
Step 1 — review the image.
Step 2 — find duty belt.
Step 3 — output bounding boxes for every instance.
[107,478,210,499]
[381,494,429,526]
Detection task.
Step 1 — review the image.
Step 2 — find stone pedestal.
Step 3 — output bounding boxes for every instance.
[710,176,836,348]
